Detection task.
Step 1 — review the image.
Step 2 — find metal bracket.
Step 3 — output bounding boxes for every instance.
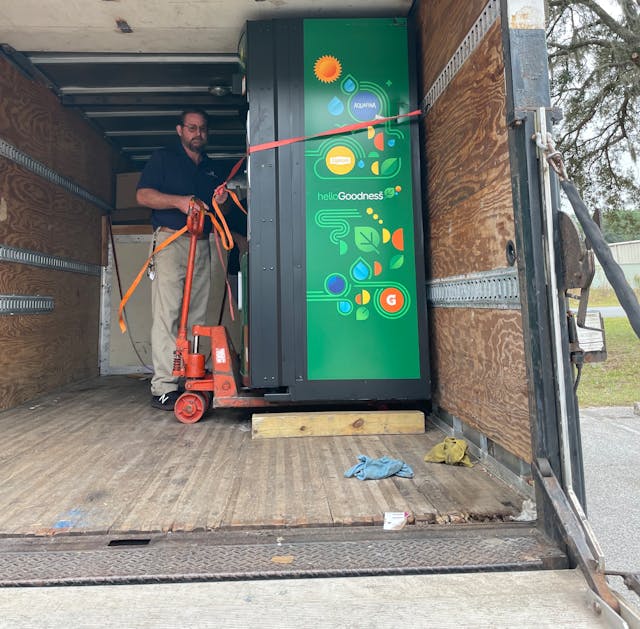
[0,137,111,213]
[509,106,563,129]
[426,268,520,309]
[606,570,640,598]
[583,588,630,628]
[534,459,619,614]
[558,212,595,293]
[422,0,499,112]
[0,243,101,276]
[0,294,54,315]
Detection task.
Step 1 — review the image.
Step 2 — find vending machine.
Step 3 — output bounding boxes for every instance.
[244,18,429,402]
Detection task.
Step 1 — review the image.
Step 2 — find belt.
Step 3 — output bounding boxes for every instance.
[158,226,208,240]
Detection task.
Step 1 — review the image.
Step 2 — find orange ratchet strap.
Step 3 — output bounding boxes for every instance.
[118,225,186,333]
[207,203,234,251]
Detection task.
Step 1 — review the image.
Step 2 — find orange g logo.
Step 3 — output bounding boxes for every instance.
[379,287,404,314]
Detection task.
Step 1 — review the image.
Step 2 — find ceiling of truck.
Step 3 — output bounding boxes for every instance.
[0,0,412,172]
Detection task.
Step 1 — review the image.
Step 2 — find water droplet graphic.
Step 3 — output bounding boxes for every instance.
[328,96,344,116]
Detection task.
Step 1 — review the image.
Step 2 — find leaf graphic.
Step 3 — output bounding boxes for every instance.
[354,227,380,253]
[390,254,404,269]
[380,157,399,176]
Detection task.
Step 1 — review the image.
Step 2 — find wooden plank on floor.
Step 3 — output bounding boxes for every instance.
[251,410,425,439]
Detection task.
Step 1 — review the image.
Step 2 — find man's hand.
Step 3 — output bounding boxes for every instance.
[136,188,207,215]
[213,189,229,206]
[180,195,209,215]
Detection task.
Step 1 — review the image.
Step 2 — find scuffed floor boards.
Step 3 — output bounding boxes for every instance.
[0,376,526,535]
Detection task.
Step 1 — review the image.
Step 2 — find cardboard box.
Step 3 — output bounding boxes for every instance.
[110,208,152,226]
[116,172,143,210]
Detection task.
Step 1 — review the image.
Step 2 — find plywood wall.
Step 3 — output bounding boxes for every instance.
[415,2,533,462]
[0,56,117,410]
[425,23,514,278]
[417,0,489,93]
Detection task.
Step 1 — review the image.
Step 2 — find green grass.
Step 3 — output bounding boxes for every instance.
[577,317,640,407]
[584,287,640,307]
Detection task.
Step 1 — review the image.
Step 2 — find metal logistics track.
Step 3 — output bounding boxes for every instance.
[0,524,567,587]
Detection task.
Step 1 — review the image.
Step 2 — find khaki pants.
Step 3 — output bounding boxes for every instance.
[150,230,212,396]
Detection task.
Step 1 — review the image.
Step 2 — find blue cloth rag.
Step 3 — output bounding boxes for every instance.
[344,455,414,480]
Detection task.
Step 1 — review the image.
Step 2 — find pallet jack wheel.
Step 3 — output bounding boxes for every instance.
[174,391,209,424]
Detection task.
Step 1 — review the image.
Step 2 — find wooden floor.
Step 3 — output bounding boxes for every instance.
[0,376,526,536]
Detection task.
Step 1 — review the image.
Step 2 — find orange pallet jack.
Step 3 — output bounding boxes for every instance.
[171,200,269,424]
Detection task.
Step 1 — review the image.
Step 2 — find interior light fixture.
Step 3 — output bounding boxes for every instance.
[209,85,230,97]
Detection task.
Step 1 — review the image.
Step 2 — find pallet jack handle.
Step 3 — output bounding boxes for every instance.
[175,198,206,354]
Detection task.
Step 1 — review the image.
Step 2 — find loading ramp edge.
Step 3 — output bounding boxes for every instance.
[0,523,567,587]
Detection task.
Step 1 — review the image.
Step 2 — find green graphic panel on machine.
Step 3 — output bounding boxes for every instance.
[303,18,420,380]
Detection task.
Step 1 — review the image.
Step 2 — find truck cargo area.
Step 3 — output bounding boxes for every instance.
[1,375,527,536]
[5,2,637,621]
[0,374,569,587]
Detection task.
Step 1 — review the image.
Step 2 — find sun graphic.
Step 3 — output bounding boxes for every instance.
[314,55,342,83]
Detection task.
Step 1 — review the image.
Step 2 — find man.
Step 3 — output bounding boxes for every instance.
[136,108,228,410]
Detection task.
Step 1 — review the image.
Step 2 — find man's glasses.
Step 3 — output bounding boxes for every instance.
[182,124,208,134]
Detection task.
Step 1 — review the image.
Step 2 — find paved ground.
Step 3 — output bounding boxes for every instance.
[0,572,612,628]
[586,306,627,318]
[580,405,640,604]
[571,306,627,318]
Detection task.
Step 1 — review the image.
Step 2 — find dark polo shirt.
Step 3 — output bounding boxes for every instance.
[137,141,221,236]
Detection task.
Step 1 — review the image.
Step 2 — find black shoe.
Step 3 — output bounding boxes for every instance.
[150,390,181,410]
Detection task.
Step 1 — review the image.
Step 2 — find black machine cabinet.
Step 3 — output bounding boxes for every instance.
[244,18,430,402]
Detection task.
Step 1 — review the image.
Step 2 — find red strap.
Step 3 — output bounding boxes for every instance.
[215,156,246,197]
[207,205,234,251]
[212,232,236,323]
[227,189,247,215]
[249,109,422,154]
[215,110,422,197]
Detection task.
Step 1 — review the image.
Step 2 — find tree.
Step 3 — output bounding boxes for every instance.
[546,0,640,212]
[600,208,640,241]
